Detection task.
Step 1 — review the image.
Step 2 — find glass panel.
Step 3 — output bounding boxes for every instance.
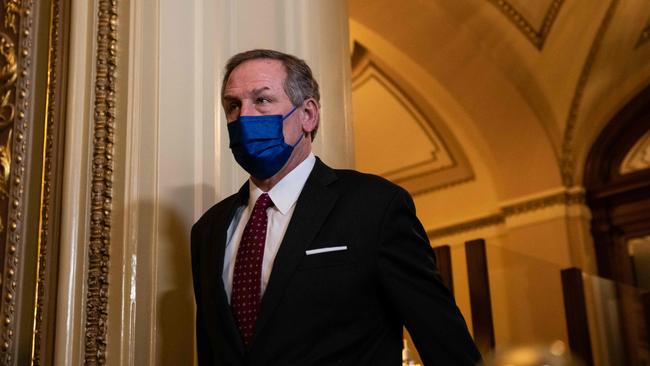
[481,241,650,365]
[629,235,650,290]
[582,272,650,365]
[485,243,567,346]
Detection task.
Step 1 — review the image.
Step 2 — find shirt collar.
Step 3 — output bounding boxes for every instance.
[248,153,316,215]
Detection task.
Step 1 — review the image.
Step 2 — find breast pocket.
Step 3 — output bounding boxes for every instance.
[298,246,355,270]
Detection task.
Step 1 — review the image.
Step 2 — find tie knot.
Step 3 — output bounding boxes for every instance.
[254,193,273,210]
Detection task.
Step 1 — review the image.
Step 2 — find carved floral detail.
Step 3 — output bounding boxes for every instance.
[0,31,17,130]
[84,0,118,364]
[3,0,20,34]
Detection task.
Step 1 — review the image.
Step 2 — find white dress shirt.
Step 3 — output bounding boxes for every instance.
[223,153,316,302]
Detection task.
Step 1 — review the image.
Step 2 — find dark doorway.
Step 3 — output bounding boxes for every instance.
[584,85,650,366]
[584,85,650,286]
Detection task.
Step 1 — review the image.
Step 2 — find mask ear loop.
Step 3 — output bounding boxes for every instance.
[290,132,304,147]
[282,105,299,120]
[282,105,304,147]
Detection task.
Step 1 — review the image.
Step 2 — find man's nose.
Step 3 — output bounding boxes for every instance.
[240,102,258,116]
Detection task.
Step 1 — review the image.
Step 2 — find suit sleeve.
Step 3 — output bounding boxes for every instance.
[377,188,482,366]
[191,224,214,366]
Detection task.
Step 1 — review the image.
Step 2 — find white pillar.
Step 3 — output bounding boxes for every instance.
[49,1,355,365]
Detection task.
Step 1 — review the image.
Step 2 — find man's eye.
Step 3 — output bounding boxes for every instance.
[256,97,271,104]
[227,102,240,112]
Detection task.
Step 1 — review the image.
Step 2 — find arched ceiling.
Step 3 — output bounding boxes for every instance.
[348,0,650,196]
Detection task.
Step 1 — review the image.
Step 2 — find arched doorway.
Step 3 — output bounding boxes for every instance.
[584,85,650,287]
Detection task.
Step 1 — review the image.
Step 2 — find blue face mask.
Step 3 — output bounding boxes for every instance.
[228,106,303,180]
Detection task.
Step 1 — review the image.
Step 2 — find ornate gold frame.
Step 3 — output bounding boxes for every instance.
[0,0,37,363]
[0,0,70,364]
[32,0,69,364]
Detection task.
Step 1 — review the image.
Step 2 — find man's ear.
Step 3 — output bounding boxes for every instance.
[300,97,319,136]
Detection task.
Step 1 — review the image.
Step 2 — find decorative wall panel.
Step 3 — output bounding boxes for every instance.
[351,43,474,195]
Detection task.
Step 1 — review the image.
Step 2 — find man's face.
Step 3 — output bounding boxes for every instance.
[222,59,295,123]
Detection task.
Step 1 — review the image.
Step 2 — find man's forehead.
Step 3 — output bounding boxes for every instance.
[225,58,286,89]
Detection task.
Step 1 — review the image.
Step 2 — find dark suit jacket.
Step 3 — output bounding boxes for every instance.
[191,158,481,365]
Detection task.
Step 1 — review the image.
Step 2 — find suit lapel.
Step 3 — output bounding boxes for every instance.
[203,183,249,355]
[251,159,339,349]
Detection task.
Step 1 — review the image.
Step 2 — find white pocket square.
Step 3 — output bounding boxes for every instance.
[305,246,348,255]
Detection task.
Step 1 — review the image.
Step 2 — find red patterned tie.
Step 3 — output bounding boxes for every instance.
[231,193,273,347]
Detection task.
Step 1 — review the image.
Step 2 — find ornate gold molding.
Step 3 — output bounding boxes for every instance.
[559,0,619,186]
[85,0,118,364]
[31,0,69,363]
[501,189,585,216]
[427,189,585,240]
[428,214,505,240]
[487,0,564,50]
[0,0,31,363]
[0,32,17,130]
[0,0,39,363]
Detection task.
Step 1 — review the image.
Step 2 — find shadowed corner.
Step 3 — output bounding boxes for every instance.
[157,185,206,366]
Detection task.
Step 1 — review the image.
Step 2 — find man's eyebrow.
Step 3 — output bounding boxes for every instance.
[222,95,239,103]
[251,86,271,95]
[222,86,272,102]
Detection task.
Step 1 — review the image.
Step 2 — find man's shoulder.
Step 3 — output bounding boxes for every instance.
[327,165,406,198]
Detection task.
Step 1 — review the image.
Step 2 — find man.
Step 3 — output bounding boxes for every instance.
[191,49,481,365]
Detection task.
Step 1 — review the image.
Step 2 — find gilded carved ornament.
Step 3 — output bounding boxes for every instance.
[0,0,29,362]
[0,31,14,219]
[85,0,118,364]
[0,2,18,240]
[3,0,20,34]
[0,32,17,129]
